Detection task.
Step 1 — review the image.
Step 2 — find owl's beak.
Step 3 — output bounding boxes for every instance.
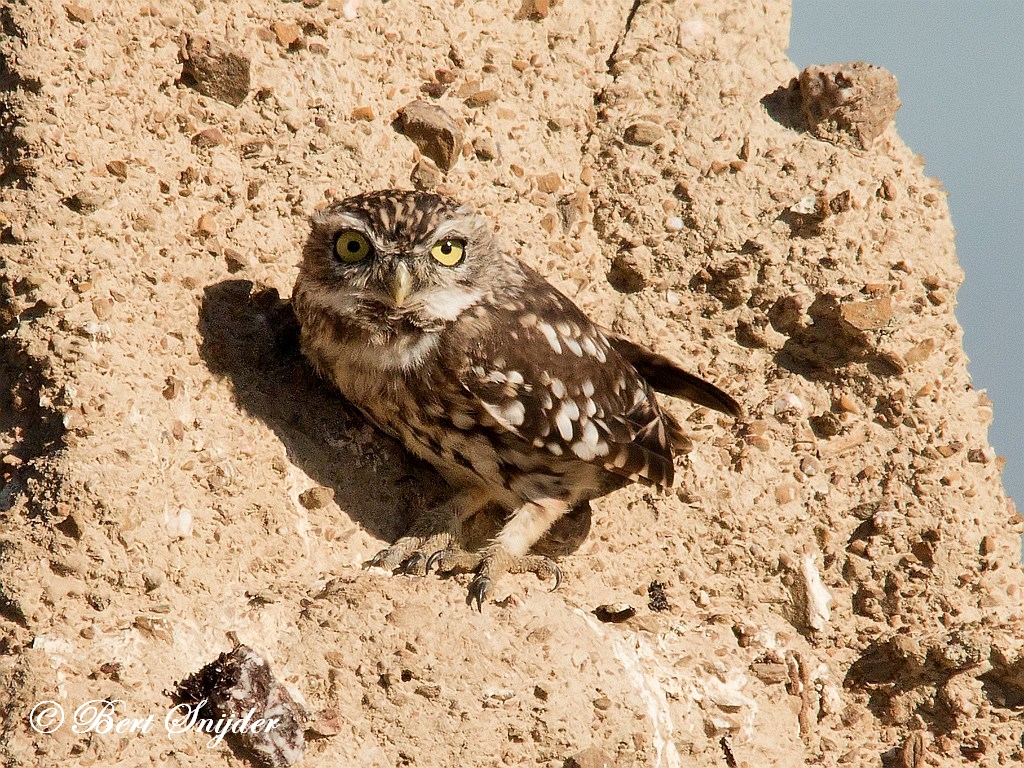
[387,261,413,307]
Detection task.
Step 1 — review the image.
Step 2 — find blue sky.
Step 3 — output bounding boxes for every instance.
[789,0,1024,505]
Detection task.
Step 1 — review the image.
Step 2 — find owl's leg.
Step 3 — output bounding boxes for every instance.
[366,487,490,576]
[432,497,567,609]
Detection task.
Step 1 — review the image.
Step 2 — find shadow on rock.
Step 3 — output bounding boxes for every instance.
[197,279,444,544]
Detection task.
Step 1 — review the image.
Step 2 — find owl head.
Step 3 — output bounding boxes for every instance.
[301,190,519,331]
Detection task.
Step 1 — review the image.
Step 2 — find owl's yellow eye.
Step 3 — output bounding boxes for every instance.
[430,238,465,267]
[334,230,373,263]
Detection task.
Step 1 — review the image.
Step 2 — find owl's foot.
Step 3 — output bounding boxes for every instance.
[429,545,561,610]
[366,532,456,576]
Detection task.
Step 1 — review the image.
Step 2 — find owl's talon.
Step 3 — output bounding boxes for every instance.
[424,550,447,574]
[467,575,492,611]
[398,551,427,576]
[549,564,563,592]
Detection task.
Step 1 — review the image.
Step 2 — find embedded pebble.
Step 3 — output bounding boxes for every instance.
[623,121,665,146]
[664,215,685,232]
[773,393,804,416]
[839,296,894,331]
[180,35,252,107]
[273,22,302,47]
[164,507,193,539]
[607,246,652,293]
[394,100,463,172]
[798,62,900,149]
[64,2,95,22]
[298,486,335,510]
[594,603,636,623]
[192,127,226,147]
[800,554,833,631]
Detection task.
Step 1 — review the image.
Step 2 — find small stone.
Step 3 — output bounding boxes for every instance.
[879,177,898,201]
[564,746,613,768]
[624,121,665,146]
[143,569,164,592]
[533,684,550,702]
[394,99,463,172]
[967,446,995,464]
[273,22,302,47]
[527,0,549,19]
[472,135,497,161]
[195,212,217,237]
[106,160,128,179]
[903,337,936,365]
[180,35,252,107]
[839,296,894,331]
[775,484,799,504]
[594,603,636,623]
[798,62,901,149]
[65,190,106,213]
[162,376,184,400]
[608,246,652,293]
[664,215,685,232]
[65,2,95,22]
[192,127,226,147]
[837,394,860,414]
[536,172,561,194]
[410,159,441,190]
[592,695,612,711]
[224,248,250,273]
[351,105,375,121]
[299,486,335,510]
[464,89,499,108]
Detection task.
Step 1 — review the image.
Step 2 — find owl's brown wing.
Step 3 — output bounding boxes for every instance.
[452,289,678,488]
[605,335,743,418]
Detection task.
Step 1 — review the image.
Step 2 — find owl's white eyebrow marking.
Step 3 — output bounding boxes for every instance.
[430,219,471,241]
[537,322,562,354]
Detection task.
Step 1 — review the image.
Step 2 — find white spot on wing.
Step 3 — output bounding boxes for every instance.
[554,409,574,441]
[550,378,566,399]
[563,336,583,356]
[537,322,562,354]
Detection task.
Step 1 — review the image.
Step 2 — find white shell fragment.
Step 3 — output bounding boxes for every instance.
[773,393,805,416]
[164,507,194,539]
[800,554,833,631]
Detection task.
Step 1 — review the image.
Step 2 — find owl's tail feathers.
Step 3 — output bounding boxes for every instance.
[607,335,743,419]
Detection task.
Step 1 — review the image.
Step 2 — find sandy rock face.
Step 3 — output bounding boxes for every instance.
[0,2,1020,767]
